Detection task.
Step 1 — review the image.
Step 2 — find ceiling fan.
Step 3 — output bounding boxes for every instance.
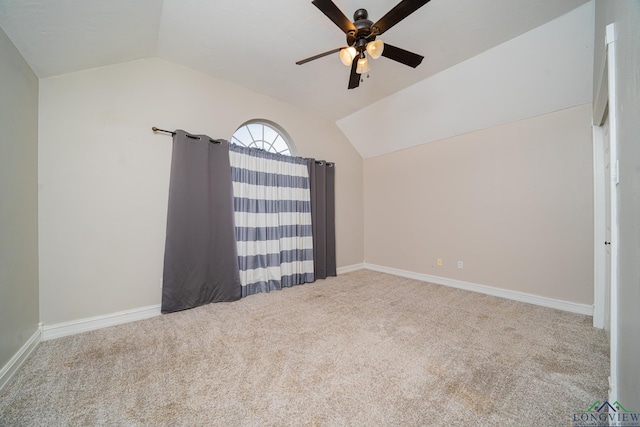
[296,0,432,89]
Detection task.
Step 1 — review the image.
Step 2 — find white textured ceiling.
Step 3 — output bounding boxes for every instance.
[0,0,589,123]
[0,0,163,77]
[338,2,595,158]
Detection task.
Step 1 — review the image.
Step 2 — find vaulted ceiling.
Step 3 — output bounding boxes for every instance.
[0,0,589,124]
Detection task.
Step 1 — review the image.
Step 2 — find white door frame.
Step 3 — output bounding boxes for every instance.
[592,23,619,404]
[592,123,606,329]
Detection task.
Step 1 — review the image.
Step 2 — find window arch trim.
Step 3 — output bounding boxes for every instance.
[231,119,297,156]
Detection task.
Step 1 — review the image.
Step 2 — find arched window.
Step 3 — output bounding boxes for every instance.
[231,120,295,156]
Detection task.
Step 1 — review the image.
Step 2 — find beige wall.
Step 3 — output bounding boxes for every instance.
[364,104,594,304]
[0,27,40,368]
[38,58,363,324]
[594,0,640,410]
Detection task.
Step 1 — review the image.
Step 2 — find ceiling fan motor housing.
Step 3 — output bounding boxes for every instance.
[347,8,375,49]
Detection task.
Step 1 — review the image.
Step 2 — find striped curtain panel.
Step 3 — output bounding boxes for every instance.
[229,144,315,297]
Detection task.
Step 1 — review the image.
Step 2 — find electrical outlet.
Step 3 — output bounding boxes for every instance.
[437,258,443,266]
[457,261,463,269]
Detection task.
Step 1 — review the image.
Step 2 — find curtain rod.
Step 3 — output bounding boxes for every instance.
[152,126,176,136]
[152,127,221,144]
[152,126,332,166]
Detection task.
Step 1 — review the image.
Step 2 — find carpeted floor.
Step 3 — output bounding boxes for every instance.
[0,270,608,426]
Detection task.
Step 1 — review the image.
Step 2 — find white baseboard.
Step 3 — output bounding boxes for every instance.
[0,324,42,392]
[364,263,594,316]
[337,263,365,275]
[42,305,162,341]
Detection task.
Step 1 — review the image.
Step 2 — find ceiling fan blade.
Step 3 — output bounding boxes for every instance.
[372,0,431,35]
[312,0,356,34]
[348,56,360,89]
[381,43,424,68]
[296,47,343,65]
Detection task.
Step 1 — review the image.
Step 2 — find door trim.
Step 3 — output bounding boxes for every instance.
[592,124,605,329]
[593,22,619,405]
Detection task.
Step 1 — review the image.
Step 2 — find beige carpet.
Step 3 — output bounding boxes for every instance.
[0,270,608,426]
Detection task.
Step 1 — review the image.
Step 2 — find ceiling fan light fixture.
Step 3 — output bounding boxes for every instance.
[339,46,357,66]
[366,39,384,60]
[356,56,370,74]
[297,0,430,89]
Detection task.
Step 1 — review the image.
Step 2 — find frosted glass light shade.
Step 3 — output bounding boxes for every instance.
[356,57,370,74]
[339,47,357,66]
[366,39,384,59]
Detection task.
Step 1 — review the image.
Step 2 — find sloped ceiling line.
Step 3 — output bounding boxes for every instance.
[0,0,592,158]
[337,1,595,159]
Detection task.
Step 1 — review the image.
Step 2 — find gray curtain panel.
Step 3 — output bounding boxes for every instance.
[307,159,337,279]
[161,130,241,313]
